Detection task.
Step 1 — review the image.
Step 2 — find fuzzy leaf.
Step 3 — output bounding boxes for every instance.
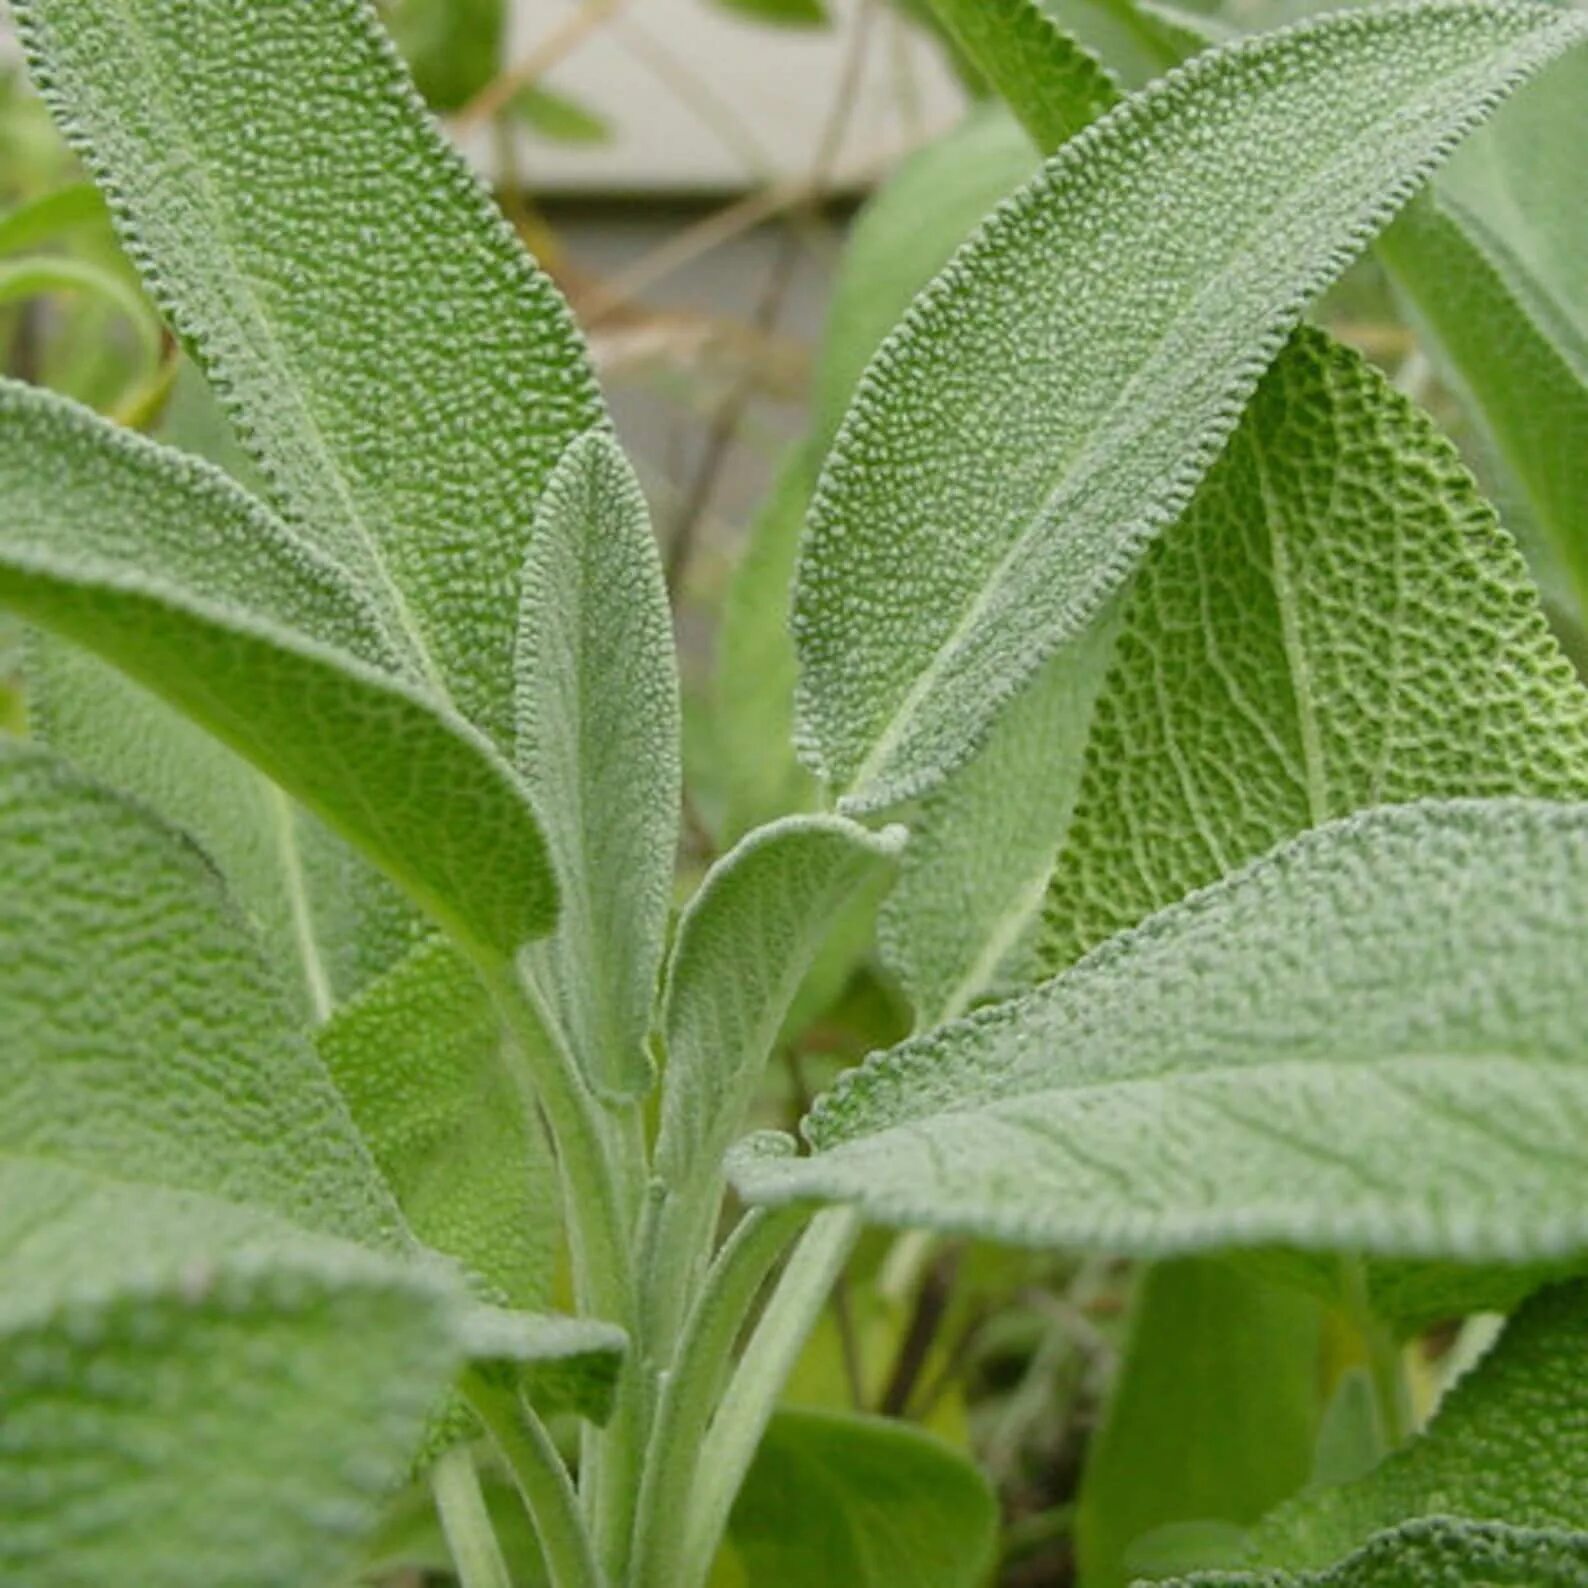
[793,1,1588,812]
[516,431,680,1098]
[0,380,556,958]
[1378,46,1588,616]
[656,817,906,1197]
[717,107,1036,843]
[1180,1280,1588,1586]
[648,817,903,1341]
[384,0,506,110]
[1040,329,1588,971]
[723,1409,997,1585]
[0,741,405,1247]
[0,1160,467,1588]
[318,939,559,1311]
[15,0,603,748]
[29,639,418,1023]
[734,800,1588,1317]
[925,0,1118,151]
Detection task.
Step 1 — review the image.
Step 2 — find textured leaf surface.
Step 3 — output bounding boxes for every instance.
[880,616,1117,1025]
[0,742,403,1248]
[1040,329,1588,970]
[723,1409,997,1586]
[655,817,906,1200]
[793,1,1588,811]
[1378,46,1588,615]
[717,107,1036,843]
[0,1159,465,1588]
[647,817,903,1342]
[1078,1258,1325,1588]
[517,431,680,1097]
[735,801,1588,1309]
[0,379,556,957]
[29,638,417,1023]
[926,0,1117,151]
[318,938,558,1310]
[1179,1280,1588,1586]
[16,0,603,747]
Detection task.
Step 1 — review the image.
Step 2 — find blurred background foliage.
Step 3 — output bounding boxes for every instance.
[0,1,1582,1582]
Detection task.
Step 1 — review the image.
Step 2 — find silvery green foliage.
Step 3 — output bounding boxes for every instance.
[1379,45,1588,617]
[1178,1280,1588,1586]
[3,0,1588,1582]
[0,747,621,1585]
[793,1,1587,813]
[735,799,1588,1317]
[1038,328,1588,971]
[517,432,681,1098]
[13,0,603,751]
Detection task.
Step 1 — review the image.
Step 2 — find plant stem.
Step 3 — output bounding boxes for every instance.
[432,1446,514,1588]
[466,1373,606,1588]
[1341,1255,1411,1447]
[629,1206,810,1588]
[681,1207,861,1582]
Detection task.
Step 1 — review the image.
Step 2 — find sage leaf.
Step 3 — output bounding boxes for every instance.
[318,938,560,1311]
[1078,1259,1326,1588]
[793,0,1588,812]
[1179,1279,1588,1586]
[385,0,506,110]
[734,800,1588,1317]
[1378,46,1588,616]
[517,431,681,1098]
[29,639,418,1023]
[0,1161,467,1588]
[0,379,556,957]
[15,0,604,747]
[925,0,1118,151]
[717,106,1036,843]
[0,741,404,1246]
[1040,329,1588,971]
[723,1409,997,1586]
[647,817,904,1341]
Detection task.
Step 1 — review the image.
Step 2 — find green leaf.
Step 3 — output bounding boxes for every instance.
[384,0,507,111]
[0,180,107,254]
[717,108,1036,843]
[512,84,614,146]
[722,1409,997,1585]
[879,614,1118,1026]
[1378,46,1588,617]
[812,103,1038,437]
[925,0,1119,152]
[516,431,681,1098]
[647,817,904,1341]
[710,0,829,27]
[0,379,556,958]
[1037,0,1211,87]
[1180,1280,1588,1586]
[734,799,1588,1318]
[16,0,604,749]
[318,938,559,1311]
[1039,329,1588,972]
[793,1,1588,813]
[0,1159,468,1588]
[0,740,405,1247]
[28,638,419,1023]
[1077,1258,1326,1588]
[715,445,824,844]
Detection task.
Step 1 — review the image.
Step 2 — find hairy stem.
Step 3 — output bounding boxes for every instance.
[466,1373,606,1588]
[432,1446,513,1588]
[682,1207,861,1581]
[629,1206,811,1588]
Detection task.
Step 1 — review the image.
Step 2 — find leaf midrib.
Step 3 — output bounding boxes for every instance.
[837,12,1573,801]
[96,0,452,705]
